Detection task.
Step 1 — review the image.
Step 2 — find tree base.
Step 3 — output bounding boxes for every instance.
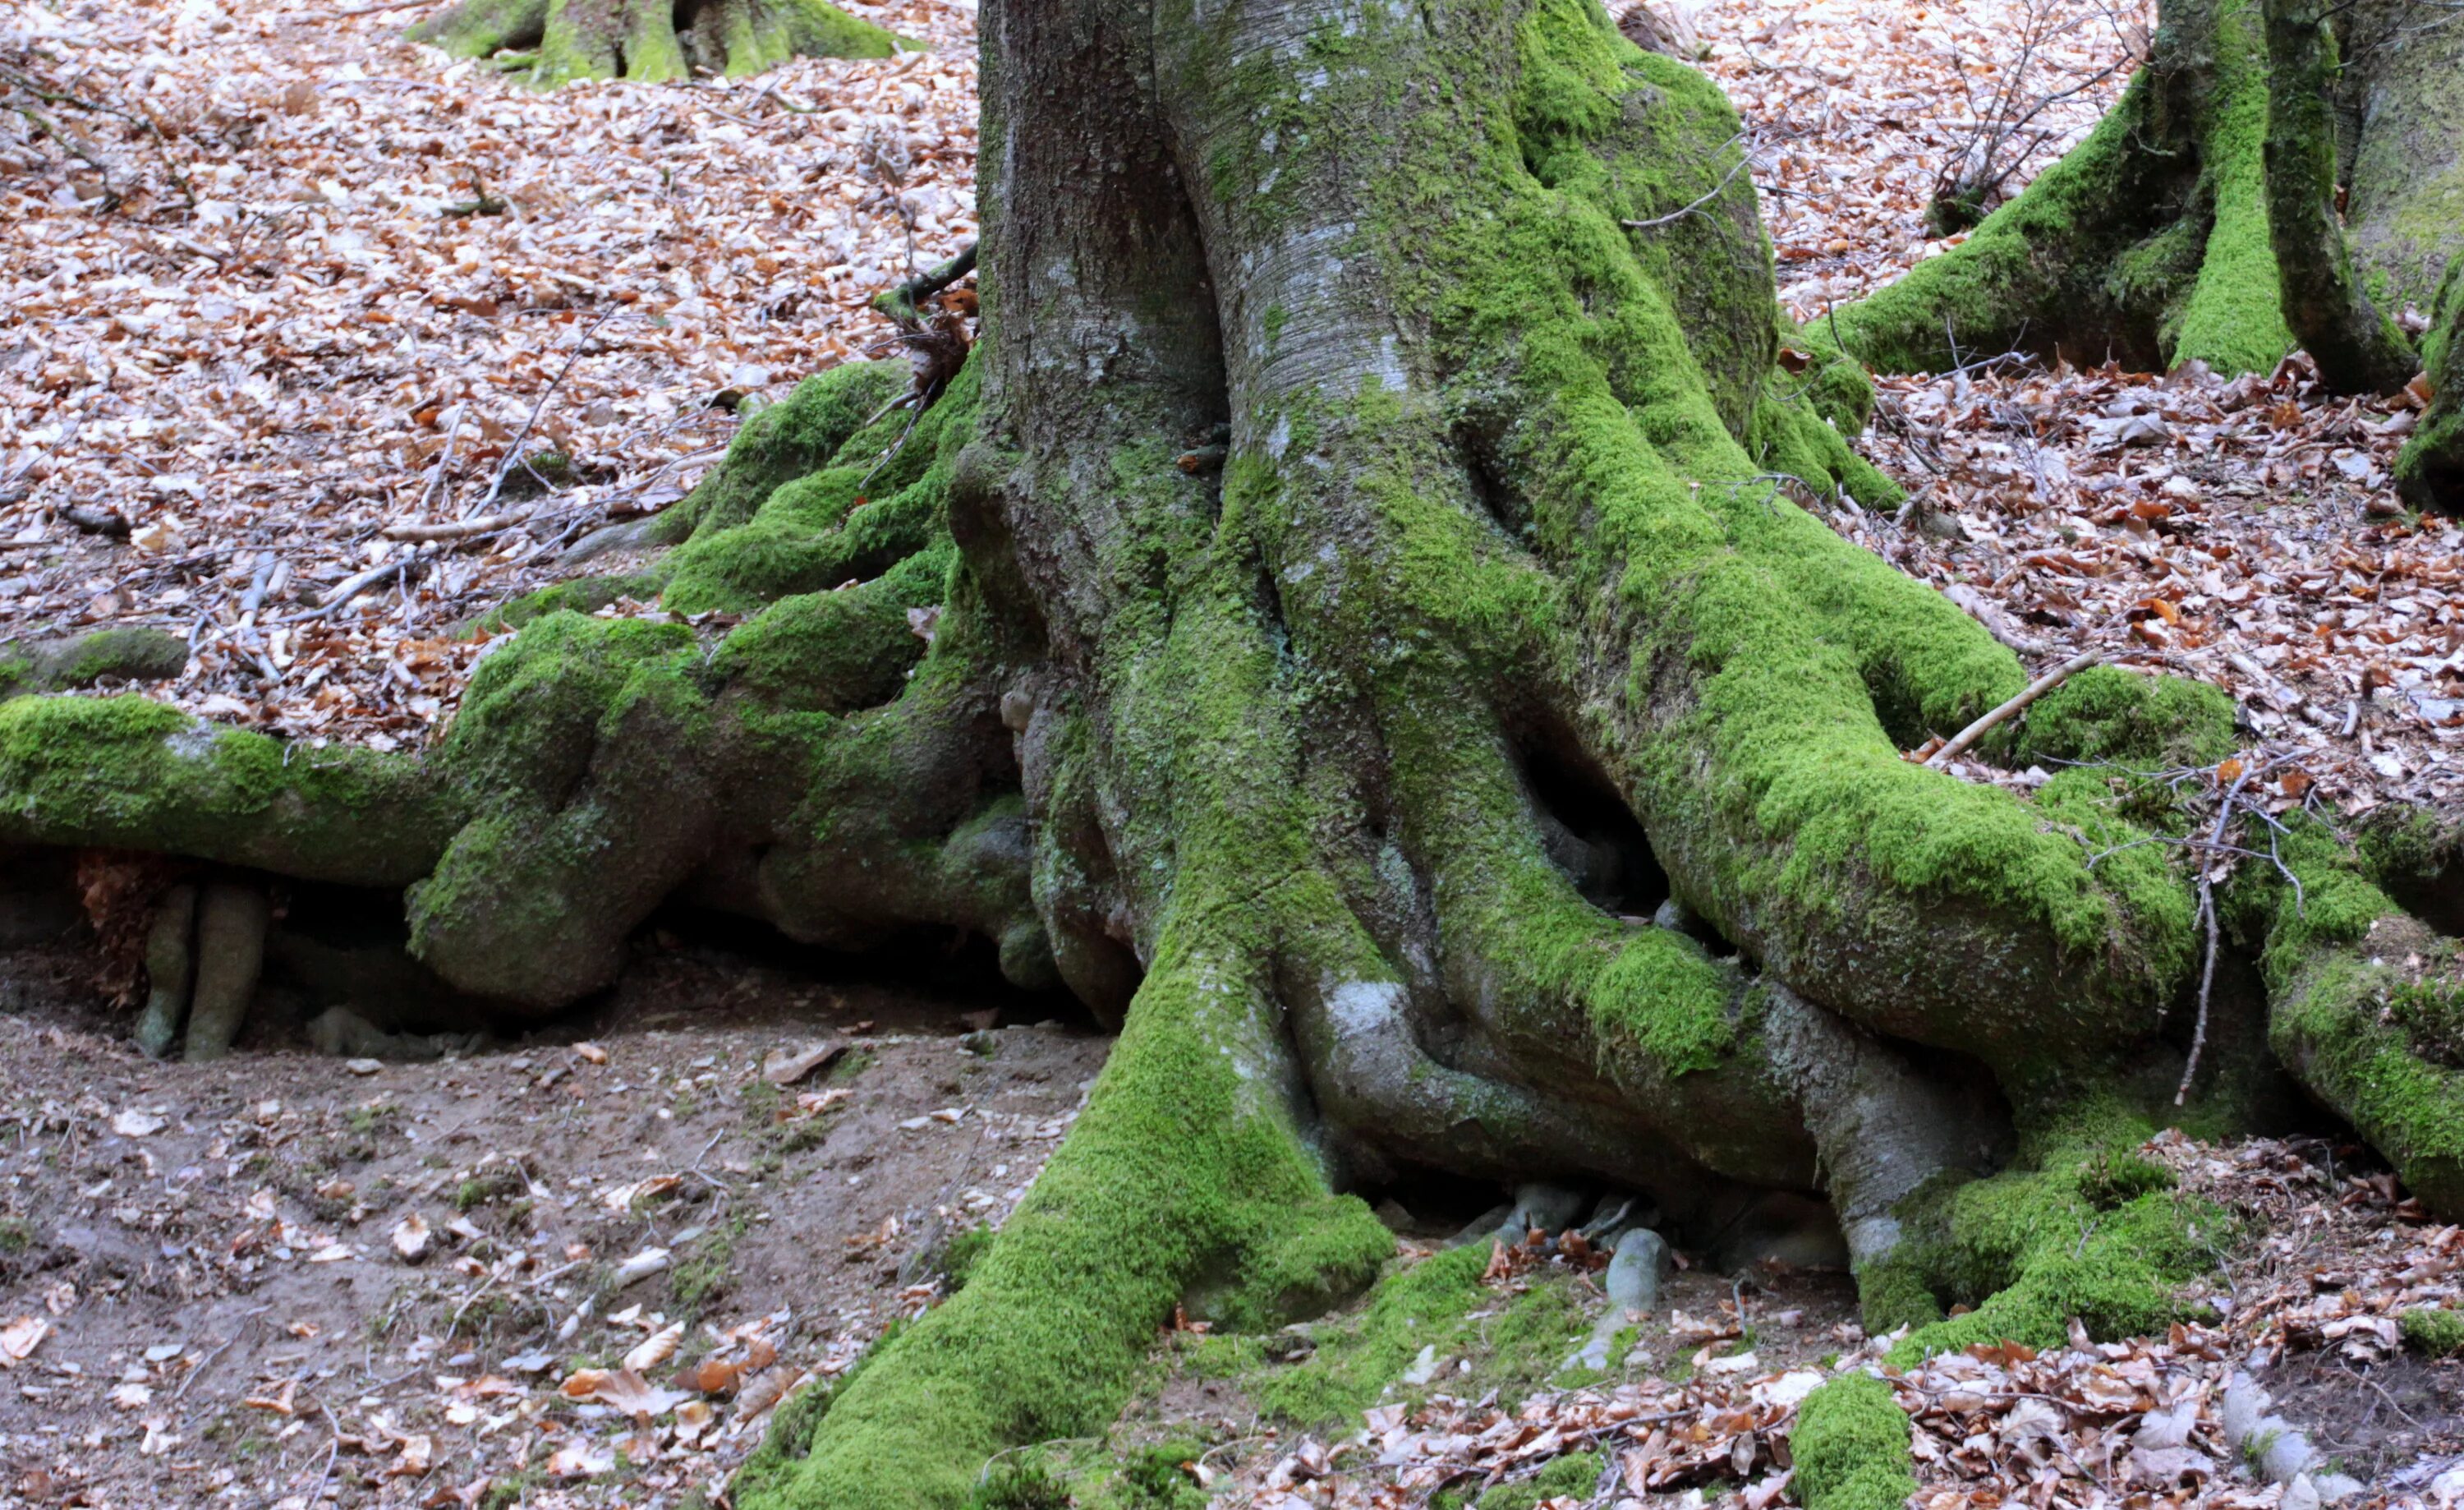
[409,0,911,86]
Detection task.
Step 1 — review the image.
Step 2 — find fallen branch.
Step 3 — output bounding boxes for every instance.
[278,550,430,625]
[1924,648,2102,769]
[62,504,129,538]
[380,509,526,543]
[872,240,976,325]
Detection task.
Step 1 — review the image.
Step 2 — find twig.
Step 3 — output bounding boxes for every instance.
[467,304,620,518]
[1924,649,2102,768]
[1622,143,1753,230]
[2178,753,2263,1104]
[312,0,450,19]
[174,1305,272,1400]
[411,404,467,525]
[279,550,430,625]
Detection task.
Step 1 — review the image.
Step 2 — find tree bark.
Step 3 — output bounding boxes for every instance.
[408,0,908,85]
[2,0,2460,1501]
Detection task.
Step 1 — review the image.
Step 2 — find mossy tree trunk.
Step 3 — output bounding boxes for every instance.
[4,0,2462,1501]
[408,0,910,85]
[1837,0,2457,394]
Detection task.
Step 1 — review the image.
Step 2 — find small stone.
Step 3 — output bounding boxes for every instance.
[345,1058,382,1076]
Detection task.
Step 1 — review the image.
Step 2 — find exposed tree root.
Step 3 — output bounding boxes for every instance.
[408,0,909,86]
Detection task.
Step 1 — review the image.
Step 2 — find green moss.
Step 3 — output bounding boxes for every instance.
[1473,1451,1604,1510]
[1878,1102,2225,1364]
[2400,1305,2464,1358]
[0,693,448,884]
[2168,0,2296,373]
[1792,1375,1915,1510]
[2019,667,2237,768]
[965,1462,1071,1510]
[1257,1241,1487,1427]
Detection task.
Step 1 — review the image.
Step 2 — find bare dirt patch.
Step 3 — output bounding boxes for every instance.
[0,927,1106,1508]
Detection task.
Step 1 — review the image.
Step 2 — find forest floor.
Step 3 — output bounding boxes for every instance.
[3,0,2464,1507]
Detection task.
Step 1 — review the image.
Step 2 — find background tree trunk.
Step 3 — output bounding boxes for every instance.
[1837,0,2459,389]
[408,0,908,85]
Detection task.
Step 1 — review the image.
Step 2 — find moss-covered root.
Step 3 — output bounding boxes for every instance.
[2259,0,2419,395]
[409,0,908,87]
[2395,260,2464,515]
[1863,1103,2223,1353]
[0,626,188,700]
[1791,1375,1917,1510]
[0,695,457,886]
[2267,907,2464,1217]
[1835,0,2293,376]
[738,936,1392,1508]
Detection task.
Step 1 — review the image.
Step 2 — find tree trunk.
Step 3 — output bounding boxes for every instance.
[1837,0,2457,389]
[408,0,909,85]
[2397,257,2464,512]
[3,0,2461,1501]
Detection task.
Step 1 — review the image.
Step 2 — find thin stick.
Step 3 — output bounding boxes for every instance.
[311,0,449,20]
[467,305,618,518]
[279,550,429,625]
[381,510,526,543]
[413,404,467,524]
[1622,144,1753,231]
[2177,755,2261,1105]
[1924,649,2102,769]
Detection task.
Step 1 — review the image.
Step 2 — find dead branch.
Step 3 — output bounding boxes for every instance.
[1924,648,2103,768]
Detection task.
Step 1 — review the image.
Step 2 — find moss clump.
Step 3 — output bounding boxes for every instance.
[1792,1374,1915,1510]
[2018,667,2237,769]
[0,626,189,697]
[2400,1305,2464,1359]
[1877,1103,2225,1361]
[1254,1244,1488,1427]
[1471,1450,1603,1509]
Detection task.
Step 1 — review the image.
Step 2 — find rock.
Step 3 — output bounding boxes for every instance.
[307,1006,458,1062]
[1505,1182,1590,1240]
[1603,1227,1671,1314]
[133,883,197,1060]
[183,882,269,1062]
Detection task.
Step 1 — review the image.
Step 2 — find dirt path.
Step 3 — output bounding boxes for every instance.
[0,935,1106,1508]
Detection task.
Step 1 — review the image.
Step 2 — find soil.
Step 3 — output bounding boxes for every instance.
[0,916,1110,1508]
